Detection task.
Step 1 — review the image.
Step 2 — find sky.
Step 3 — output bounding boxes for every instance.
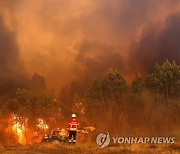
[0,0,180,93]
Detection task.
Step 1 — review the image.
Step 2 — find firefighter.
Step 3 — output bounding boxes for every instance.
[67,113,79,143]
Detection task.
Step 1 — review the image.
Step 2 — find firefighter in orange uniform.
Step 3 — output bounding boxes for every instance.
[67,113,79,143]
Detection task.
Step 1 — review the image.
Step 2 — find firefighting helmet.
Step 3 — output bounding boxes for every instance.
[72,113,76,118]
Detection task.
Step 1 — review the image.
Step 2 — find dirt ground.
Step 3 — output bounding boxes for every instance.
[0,142,179,154]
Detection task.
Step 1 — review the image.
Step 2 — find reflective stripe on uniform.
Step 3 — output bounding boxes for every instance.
[69,128,77,131]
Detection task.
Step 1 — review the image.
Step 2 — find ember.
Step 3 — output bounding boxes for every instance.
[36,118,49,132]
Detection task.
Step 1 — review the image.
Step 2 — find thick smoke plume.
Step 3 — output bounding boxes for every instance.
[0,16,20,73]
[0,0,179,94]
[129,13,180,73]
[0,13,29,99]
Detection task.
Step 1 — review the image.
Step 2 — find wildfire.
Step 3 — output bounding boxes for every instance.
[36,118,49,132]
[8,114,49,144]
[12,122,25,144]
[11,114,26,144]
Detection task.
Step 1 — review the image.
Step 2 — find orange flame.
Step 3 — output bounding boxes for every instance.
[10,114,27,144]
[7,114,50,144]
[12,122,26,144]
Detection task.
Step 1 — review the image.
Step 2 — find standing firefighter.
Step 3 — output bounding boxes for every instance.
[67,113,79,143]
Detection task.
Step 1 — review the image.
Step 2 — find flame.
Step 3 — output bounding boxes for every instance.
[7,114,49,144]
[36,118,49,131]
[11,114,26,144]
[12,122,26,144]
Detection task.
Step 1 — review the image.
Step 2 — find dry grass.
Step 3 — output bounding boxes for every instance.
[0,142,179,154]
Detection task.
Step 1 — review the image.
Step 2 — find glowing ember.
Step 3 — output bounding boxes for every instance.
[36,118,49,131]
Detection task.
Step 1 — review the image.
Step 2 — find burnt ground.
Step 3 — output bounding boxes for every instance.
[0,142,179,154]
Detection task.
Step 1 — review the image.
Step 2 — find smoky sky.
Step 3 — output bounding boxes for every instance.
[0,15,21,73]
[75,40,125,76]
[0,0,180,93]
[0,13,29,97]
[129,13,180,73]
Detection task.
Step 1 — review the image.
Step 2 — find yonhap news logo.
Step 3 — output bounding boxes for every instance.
[96,132,110,148]
[96,132,175,148]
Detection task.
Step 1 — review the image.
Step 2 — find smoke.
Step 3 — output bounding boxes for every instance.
[75,40,125,77]
[0,15,22,73]
[0,13,29,98]
[129,13,180,73]
[0,0,179,94]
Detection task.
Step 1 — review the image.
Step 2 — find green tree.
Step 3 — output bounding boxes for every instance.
[145,74,161,93]
[102,70,127,101]
[2,88,62,128]
[86,79,104,106]
[132,75,145,94]
[146,60,180,99]
[85,79,104,119]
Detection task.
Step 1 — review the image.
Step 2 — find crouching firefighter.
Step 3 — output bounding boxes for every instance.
[67,113,79,143]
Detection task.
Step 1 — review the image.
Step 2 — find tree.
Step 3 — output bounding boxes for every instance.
[85,79,104,119]
[72,93,84,115]
[86,79,104,106]
[132,75,145,94]
[2,88,62,128]
[85,71,127,126]
[102,70,127,102]
[145,74,161,93]
[146,60,180,99]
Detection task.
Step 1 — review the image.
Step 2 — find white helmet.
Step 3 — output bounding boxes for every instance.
[72,113,76,118]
